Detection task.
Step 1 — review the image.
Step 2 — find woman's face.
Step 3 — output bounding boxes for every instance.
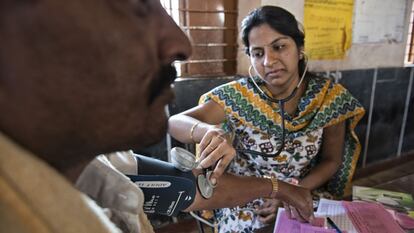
[248,23,302,93]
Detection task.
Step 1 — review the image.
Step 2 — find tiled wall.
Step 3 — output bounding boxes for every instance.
[339,68,414,167]
[139,67,414,170]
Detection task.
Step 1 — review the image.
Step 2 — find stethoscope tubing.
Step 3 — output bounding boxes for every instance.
[237,63,308,158]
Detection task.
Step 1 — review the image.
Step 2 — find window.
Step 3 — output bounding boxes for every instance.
[161,0,238,77]
[405,1,414,64]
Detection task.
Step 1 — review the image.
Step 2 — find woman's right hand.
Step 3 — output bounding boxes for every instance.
[277,182,314,223]
[197,127,236,185]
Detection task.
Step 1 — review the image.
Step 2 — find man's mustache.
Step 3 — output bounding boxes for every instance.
[148,65,177,104]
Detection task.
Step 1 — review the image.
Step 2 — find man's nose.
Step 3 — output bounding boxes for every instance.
[158,14,192,65]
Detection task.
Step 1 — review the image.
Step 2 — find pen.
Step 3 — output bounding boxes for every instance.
[327,217,342,233]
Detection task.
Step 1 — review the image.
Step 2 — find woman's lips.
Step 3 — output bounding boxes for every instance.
[266,69,284,78]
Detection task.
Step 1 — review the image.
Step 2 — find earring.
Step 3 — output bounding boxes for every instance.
[299,51,305,60]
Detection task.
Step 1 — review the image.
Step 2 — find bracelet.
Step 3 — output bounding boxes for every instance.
[190,122,200,143]
[264,176,279,198]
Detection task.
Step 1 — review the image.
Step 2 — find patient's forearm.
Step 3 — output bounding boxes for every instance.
[185,172,309,212]
[185,173,272,211]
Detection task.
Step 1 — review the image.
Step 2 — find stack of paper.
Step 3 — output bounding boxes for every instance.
[352,186,414,213]
[274,208,336,233]
[352,186,414,230]
[342,201,405,233]
[274,198,409,233]
[316,199,358,233]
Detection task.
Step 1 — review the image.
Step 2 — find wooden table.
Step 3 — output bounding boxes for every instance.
[373,173,414,196]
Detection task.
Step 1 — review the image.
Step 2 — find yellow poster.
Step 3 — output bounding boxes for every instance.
[304,0,354,60]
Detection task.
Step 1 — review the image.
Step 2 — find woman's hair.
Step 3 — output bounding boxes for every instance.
[241,6,306,74]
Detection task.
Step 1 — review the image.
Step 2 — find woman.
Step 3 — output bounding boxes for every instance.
[169,6,364,232]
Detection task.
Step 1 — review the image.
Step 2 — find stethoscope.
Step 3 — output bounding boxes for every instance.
[170,58,308,198]
[170,147,260,228]
[170,63,308,200]
[235,60,308,158]
[170,147,216,199]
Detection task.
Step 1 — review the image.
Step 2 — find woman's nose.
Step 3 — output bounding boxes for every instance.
[158,12,192,65]
[263,50,278,67]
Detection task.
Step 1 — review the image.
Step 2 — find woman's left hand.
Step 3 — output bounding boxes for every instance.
[197,128,236,184]
[255,199,282,224]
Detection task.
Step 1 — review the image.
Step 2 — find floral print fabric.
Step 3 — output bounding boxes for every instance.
[199,75,365,233]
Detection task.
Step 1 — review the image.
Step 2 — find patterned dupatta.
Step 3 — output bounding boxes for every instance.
[200,75,365,197]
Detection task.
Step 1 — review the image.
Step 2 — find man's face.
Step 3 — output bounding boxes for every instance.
[0,0,191,158]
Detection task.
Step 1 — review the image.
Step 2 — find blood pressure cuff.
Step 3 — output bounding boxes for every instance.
[126,155,196,216]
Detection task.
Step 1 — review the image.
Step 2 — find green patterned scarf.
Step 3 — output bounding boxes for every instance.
[200,75,365,197]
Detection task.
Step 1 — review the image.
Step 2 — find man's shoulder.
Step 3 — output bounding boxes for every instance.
[0,133,120,233]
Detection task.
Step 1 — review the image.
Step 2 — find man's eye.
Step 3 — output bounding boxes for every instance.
[130,0,151,17]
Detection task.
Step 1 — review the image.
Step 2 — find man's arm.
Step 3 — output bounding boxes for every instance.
[77,152,314,223]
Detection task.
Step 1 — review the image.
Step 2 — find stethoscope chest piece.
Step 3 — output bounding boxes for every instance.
[197,171,214,199]
[171,147,199,172]
[197,169,216,199]
[170,147,216,199]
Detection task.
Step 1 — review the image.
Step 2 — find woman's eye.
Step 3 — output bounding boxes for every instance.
[273,44,285,51]
[251,51,263,58]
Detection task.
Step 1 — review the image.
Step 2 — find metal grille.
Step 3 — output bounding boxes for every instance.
[162,0,238,77]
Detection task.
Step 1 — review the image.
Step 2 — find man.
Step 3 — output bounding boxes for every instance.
[0,1,313,232]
